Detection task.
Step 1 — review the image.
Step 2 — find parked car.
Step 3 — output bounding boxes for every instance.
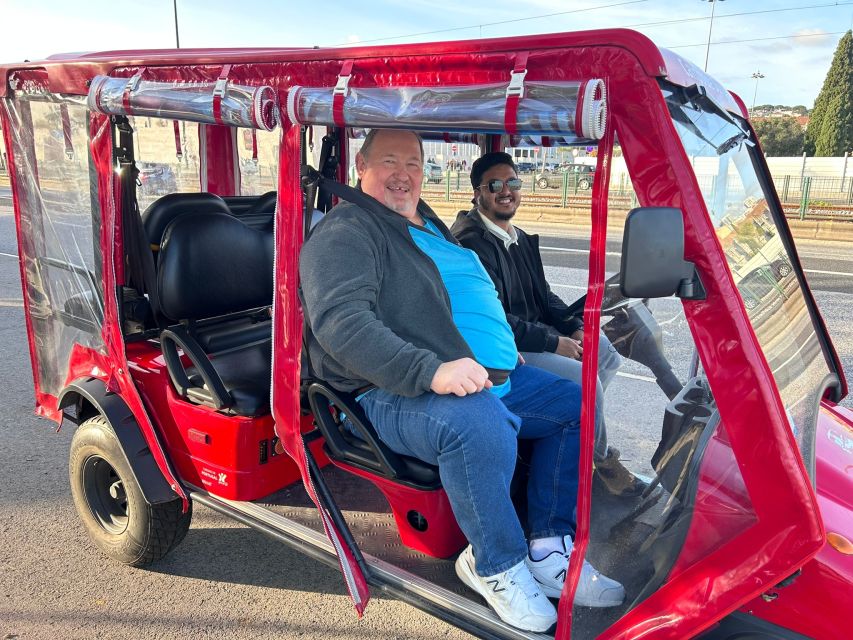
[137,162,178,194]
[423,162,443,183]
[535,163,595,189]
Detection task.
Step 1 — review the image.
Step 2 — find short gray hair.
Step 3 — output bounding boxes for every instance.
[360,129,424,161]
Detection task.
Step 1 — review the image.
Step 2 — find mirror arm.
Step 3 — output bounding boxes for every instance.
[677,263,706,300]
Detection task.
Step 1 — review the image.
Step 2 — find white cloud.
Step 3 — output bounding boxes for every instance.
[791,28,835,47]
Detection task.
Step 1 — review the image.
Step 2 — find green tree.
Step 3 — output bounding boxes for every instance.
[753,117,805,156]
[805,30,853,156]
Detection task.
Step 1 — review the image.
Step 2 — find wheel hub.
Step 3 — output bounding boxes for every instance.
[82,455,129,534]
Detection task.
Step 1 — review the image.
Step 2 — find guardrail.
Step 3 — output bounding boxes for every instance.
[422,181,853,222]
[3,169,852,221]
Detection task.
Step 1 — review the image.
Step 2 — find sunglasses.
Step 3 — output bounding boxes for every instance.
[480,178,523,193]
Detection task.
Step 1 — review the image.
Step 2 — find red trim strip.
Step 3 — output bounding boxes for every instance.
[121,69,145,115]
[557,96,612,637]
[172,120,182,157]
[503,51,528,136]
[212,64,232,125]
[332,59,353,129]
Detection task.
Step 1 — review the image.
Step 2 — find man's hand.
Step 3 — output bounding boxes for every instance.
[430,358,493,396]
[571,329,584,342]
[555,336,583,360]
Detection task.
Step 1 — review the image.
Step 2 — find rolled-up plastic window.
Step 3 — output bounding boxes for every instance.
[349,128,481,144]
[291,80,606,141]
[87,75,279,131]
[509,135,585,147]
[349,129,586,148]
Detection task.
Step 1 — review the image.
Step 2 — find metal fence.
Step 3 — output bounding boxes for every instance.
[419,169,853,221]
[3,163,852,221]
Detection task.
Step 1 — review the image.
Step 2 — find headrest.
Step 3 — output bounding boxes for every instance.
[142,192,233,249]
[157,211,273,321]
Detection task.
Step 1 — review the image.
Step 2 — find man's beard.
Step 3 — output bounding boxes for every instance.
[493,208,516,221]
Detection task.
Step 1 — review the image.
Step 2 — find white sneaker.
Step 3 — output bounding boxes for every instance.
[455,545,558,632]
[526,538,625,607]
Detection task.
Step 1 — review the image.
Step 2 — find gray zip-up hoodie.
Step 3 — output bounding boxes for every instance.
[299,199,476,397]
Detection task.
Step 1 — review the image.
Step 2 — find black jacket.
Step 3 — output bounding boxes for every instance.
[451,208,583,353]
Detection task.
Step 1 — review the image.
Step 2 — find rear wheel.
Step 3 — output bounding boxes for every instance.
[69,415,191,566]
[578,177,591,190]
[537,177,548,189]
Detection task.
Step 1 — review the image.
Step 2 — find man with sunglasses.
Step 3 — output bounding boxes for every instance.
[301,129,624,633]
[451,152,646,497]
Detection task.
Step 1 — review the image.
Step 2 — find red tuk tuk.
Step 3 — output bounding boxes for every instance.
[1,28,850,639]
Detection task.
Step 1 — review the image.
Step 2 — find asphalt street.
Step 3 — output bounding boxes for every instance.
[0,208,850,639]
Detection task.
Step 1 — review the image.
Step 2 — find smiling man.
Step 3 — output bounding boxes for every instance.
[451,151,646,497]
[299,130,624,633]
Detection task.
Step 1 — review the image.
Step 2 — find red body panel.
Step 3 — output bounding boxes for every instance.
[666,423,758,581]
[330,460,466,559]
[736,404,853,639]
[125,341,314,501]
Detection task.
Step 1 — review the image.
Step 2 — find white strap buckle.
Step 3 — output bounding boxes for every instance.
[126,73,144,93]
[333,73,351,96]
[213,77,229,98]
[506,69,527,99]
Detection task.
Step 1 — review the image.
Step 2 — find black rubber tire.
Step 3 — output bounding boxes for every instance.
[578,178,591,190]
[69,415,191,566]
[537,177,548,189]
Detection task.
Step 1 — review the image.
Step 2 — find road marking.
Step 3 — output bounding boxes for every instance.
[541,245,623,257]
[615,371,657,383]
[0,299,24,307]
[805,269,853,277]
[542,245,853,279]
[550,282,684,306]
[0,252,18,258]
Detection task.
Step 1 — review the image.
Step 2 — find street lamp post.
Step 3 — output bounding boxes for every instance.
[173,0,181,49]
[751,70,765,112]
[704,0,726,72]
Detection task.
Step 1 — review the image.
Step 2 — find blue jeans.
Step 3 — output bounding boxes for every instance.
[521,331,621,461]
[357,364,581,576]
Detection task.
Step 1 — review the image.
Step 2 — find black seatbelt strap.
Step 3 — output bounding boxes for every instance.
[114,116,163,328]
[315,130,340,214]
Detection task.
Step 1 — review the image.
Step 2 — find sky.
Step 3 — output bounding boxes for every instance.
[2,0,852,108]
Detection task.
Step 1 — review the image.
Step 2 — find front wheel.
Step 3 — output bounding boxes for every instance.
[537,177,548,189]
[69,415,191,566]
[578,178,591,190]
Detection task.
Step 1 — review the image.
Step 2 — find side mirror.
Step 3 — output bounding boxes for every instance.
[619,207,704,300]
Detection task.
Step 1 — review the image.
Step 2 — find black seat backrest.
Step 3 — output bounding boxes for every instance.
[142,192,233,252]
[158,210,273,322]
[155,210,274,415]
[222,191,277,231]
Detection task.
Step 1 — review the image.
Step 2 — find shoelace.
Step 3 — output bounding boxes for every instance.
[506,563,543,599]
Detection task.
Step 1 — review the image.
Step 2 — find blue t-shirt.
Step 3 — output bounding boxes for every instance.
[410,219,517,397]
